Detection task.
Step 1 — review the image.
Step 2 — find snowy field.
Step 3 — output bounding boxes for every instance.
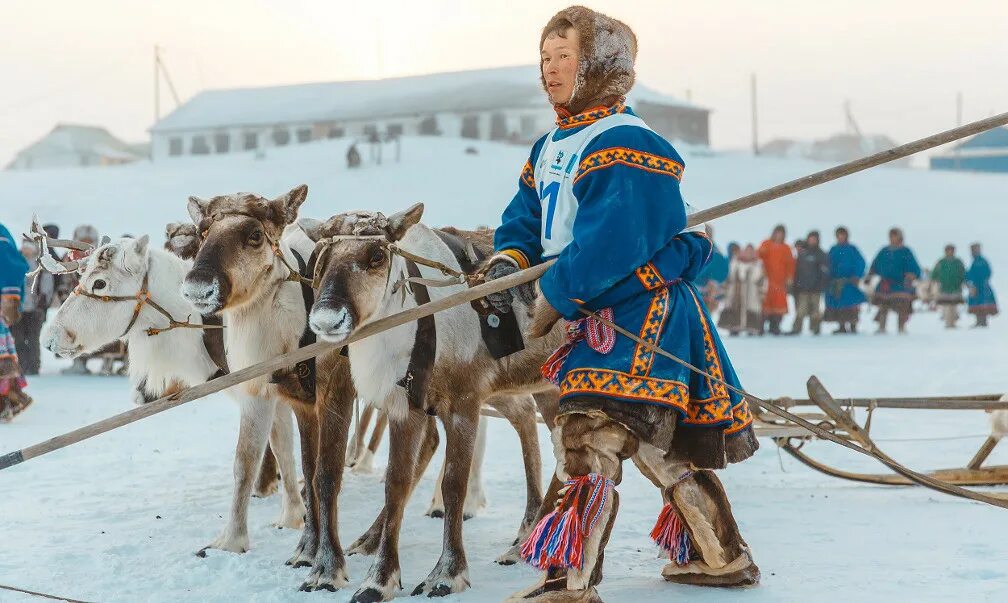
[2,134,1008,601]
[1,312,1007,603]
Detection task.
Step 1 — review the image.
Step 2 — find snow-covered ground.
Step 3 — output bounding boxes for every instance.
[2,312,1007,602]
[2,135,1007,601]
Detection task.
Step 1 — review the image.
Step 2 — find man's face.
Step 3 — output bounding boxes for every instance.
[836,232,848,244]
[771,229,785,243]
[807,234,820,248]
[890,233,902,246]
[541,27,580,106]
[945,247,955,257]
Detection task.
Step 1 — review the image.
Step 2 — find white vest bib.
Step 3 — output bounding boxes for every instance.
[533,113,703,259]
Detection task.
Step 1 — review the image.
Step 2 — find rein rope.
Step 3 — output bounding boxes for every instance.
[576,306,1008,510]
[73,270,224,338]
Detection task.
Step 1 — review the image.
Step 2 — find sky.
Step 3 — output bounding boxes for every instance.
[2,0,1007,167]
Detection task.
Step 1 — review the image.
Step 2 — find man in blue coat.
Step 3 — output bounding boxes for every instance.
[824,226,866,334]
[485,7,759,600]
[868,228,921,334]
[966,242,998,327]
[1,223,32,422]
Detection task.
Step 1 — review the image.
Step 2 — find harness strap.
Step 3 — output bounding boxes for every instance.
[397,258,436,413]
[290,249,317,397]
[201,313,229,378]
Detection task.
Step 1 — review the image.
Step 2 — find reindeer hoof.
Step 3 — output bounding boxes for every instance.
[350,588,386,603]
[427,509,445,519]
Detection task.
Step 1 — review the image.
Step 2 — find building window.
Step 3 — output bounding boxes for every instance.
[489,113,508,141]
[214,133,230,153]
[386,123,403,138]
[191,136,210,155]
[168,137,183,156]
[296,128,312,143]
[363,124,380,143]
[272,128,290,146]
[461,115,480,139]
[520,115,537,138]
[327,126,345,139]
[418,116,439,135]
[243,132,258,150]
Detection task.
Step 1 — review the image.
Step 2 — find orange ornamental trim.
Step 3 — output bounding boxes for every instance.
[635,262,665,291]
[560,368,691,411]
[499,249,531,270]
[556,101,627,129]
[630,287,671,377]
[520,159,535,189]
[574,147,684,184]
[686,285,730,402]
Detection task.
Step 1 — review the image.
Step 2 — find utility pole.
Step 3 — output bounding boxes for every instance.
[751,73,759,156]
[154,45,161,124]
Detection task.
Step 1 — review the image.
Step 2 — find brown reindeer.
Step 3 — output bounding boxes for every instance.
[303,204,562,601]
[182,186,361,591]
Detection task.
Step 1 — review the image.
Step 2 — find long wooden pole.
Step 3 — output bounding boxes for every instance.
[3,110,1008,471]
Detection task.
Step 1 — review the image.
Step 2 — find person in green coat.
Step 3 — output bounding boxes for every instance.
[932,244,966,329]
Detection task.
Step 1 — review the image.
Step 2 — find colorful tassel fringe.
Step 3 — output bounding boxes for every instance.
[541,308,616,385]
[651,503,692,566]
[520,473,614,570]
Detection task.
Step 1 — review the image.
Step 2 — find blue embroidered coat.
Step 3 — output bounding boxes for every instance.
[825,243,866,310]
[869,246,921,297]
[495,105,753,438]
[695,246,729,288]
[966,256,998,314]
[0,223,28,311]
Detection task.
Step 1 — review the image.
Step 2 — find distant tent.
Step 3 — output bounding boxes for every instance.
[930,127,1008,173]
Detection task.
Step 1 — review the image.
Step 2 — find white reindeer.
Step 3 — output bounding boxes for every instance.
[41,236,302,549]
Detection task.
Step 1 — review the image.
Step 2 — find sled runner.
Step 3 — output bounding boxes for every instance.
[755,384,1008,487]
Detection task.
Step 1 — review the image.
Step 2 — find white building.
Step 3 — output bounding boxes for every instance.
[6,124,147,170]
[149,65,709,161]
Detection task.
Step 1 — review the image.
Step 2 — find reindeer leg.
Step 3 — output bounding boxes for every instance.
[253,443,279,498]
[197,396,275,556]
[412,405,479,597]
[269,403,305,529]
[350,408,427,603]
[350,413,438,556]
[353,408,388,475]
[347,403,374,467]
[464,416,489,520]
[287,405,319,568]
[495,395,543,535]
[302,385,354,592]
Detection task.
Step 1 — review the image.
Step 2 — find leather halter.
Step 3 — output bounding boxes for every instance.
[73,271,224,339]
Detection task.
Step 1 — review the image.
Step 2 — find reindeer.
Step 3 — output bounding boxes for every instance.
[303,204,562,601]
[182,186,368,592]
[40,235,291,513]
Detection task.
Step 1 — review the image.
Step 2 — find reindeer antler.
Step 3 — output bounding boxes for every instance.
[22,215,96,292]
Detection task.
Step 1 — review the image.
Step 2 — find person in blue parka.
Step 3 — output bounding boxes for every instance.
[966,242,998,327]
[483,7,759,599]
[867,227,921,334]
[824,226,866,334]
[1,222,32,422]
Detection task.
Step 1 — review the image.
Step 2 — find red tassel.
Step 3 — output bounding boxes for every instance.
[651,503,692,566]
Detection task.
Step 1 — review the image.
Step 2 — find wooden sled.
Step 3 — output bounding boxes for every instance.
[755,380,1008,487]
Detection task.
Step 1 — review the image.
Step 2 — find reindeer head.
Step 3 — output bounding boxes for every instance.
[304,204,424,342]
[43,236,152,358]
[181,185,308,314]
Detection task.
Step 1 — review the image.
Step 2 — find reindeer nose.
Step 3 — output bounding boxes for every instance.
[181,272,221,306]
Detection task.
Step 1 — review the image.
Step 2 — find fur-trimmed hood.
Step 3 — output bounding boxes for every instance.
[540,5,637,114]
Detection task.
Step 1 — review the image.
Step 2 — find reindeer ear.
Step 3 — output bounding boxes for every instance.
[297,217,324,242]
[386,203,424,242]
[188,196,210,224]
[272,184,309,225]
[133,234,150,256]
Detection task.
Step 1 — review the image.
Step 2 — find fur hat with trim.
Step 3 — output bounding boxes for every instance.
[540,5,638,113]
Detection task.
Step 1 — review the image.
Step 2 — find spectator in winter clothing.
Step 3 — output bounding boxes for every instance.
[718,244,767,336]
[824,226,866,334]
[758,224,795,335]
[1,223,32,422]
[931,244,966,329]
[789,230,830,335]
[966,242,998,327]
[11,241,54,375]
[489,7,760,598]
[868,227,921,334]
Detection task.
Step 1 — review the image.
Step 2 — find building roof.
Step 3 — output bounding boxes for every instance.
[150,64,704,133]
[954,127,1008,151]
[10,124,143,165]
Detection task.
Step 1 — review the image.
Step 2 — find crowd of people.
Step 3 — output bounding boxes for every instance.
[698,224,1000,336]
